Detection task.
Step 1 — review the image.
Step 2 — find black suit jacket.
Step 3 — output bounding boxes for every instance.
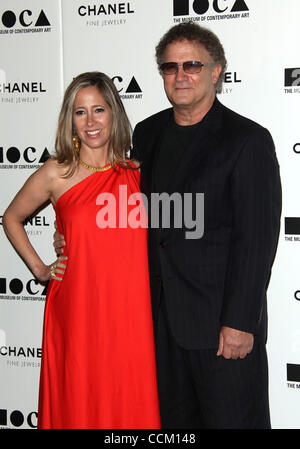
[132,98,282,350]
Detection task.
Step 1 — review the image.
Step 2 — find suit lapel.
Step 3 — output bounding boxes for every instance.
[149,110,173,193]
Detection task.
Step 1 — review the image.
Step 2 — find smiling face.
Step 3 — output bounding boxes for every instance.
[73,85,113,157]
[162,39,221,120]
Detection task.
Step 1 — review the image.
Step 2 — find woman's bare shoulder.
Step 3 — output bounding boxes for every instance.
[39,157,69,180]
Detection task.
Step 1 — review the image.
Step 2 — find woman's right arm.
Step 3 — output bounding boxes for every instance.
[2,160,67,282]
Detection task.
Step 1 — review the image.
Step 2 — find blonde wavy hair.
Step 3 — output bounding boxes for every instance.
[54,71,132,177]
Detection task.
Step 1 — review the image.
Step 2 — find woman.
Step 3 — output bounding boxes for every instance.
[3,72,160,429]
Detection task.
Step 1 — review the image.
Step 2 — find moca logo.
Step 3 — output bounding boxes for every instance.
[0,9,50,28]
[293,143,300,154]
[0,277,47,297]
[284,217,300,243]
[112,75,142,100]
[294,291,300,301]
[285,68,300,86]
[284,68,300,94]
[0,146,50,166]
[0,409,37,428]
[173,0,249,15]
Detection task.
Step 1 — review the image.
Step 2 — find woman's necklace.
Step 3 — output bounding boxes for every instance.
[79,158,112,172]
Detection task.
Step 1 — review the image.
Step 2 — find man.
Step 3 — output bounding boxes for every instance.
[131,22,281,428]
[54,22,281,429]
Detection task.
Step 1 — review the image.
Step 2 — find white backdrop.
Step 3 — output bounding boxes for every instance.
[0,0,300,429]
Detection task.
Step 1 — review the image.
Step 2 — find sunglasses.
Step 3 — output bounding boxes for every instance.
[159,61,212,75]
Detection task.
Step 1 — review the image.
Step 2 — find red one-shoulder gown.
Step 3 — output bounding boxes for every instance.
[37,165,160,429]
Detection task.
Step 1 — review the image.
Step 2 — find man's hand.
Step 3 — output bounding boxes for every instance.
[53,224,66,256]
[217,326,254,360]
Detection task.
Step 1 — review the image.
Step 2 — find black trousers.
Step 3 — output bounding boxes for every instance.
[155,298,271,429]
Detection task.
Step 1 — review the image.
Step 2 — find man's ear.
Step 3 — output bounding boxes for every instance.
[212,64,222,86]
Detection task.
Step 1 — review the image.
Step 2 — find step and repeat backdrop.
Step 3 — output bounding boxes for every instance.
[0,0,300,429]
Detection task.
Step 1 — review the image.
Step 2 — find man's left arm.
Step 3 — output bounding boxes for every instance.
[218,127,282,359]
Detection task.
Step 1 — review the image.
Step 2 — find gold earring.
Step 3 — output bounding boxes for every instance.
[73,134,80,153]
